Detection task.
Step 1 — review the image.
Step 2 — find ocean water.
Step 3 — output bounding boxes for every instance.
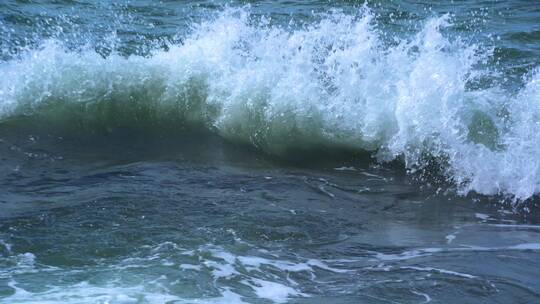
[1,0,540,303]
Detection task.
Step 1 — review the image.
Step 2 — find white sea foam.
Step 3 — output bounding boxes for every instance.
[244,278,304,304]
[401,266,477,279]
[373,243,540,261]
[2,281,250,304]
[201,245,350,302]
[411,290,432,303]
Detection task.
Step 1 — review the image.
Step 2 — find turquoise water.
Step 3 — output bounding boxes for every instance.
[1,1,540,303]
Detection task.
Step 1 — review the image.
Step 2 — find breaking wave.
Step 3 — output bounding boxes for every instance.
[1,7,539,200]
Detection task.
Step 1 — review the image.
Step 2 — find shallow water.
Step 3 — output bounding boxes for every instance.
[1,1,540,303]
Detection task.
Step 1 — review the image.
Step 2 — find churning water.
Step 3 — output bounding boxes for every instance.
[0,1,539,303]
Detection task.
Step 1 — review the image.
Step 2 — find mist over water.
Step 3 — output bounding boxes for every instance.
[1,1,540,303]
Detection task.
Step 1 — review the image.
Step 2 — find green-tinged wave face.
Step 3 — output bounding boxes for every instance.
[1,7,540,199]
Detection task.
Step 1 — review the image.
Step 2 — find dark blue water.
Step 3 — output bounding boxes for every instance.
[1,1,540,303]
